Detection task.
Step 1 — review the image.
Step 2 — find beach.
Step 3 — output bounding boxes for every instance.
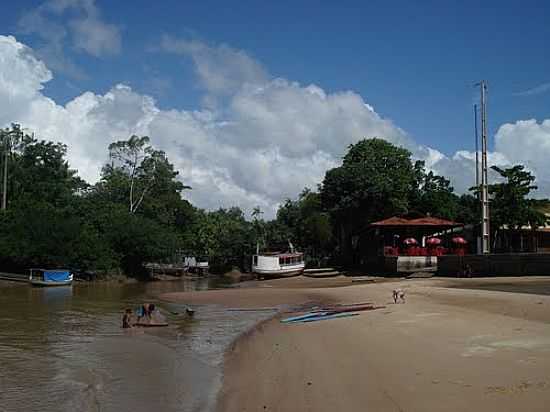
[162,276,550,411]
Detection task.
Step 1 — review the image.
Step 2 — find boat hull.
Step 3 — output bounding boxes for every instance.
[30,280,73,287]
[253,267,305,279]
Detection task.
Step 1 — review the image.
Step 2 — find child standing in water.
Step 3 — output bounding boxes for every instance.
[122,308,133,328]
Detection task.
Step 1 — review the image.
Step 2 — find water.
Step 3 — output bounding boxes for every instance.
[0,279,273,412]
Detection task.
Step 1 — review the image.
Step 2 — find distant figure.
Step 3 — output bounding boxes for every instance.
[122,308,133,328]
[393,289,406,304]
[148,303,156,319]
[137,303,151,322]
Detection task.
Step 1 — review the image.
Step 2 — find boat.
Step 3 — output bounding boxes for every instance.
[29,269,73,287]
[252,242,305,279]
[183,256,209,275]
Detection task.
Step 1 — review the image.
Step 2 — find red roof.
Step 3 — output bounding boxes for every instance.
[371,216,410,226]
[371,216,462,227]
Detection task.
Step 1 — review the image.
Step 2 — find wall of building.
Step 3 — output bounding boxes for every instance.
[396,256,437,273]
[438,254,550,276]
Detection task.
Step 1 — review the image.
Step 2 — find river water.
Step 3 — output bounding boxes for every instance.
[0,279,272,412]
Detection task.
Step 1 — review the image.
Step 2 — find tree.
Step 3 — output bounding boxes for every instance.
[192,207,254,272]
[0,131,109,272]
[489,165,548,244]
[9,135,84,206]
[320,138,418,262]
[106,135,190,214]
[251,206,266,251]
[275,189,333,264]
[410,165,460,220]
[456,194,479,225]
[321,139,417,222]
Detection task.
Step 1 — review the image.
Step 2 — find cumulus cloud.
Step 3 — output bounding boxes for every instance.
[17,0,121,77]
[492,119,550,195]
[1,34,549,219]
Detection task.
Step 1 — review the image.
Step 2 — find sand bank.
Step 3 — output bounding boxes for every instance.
[162,276,550,411]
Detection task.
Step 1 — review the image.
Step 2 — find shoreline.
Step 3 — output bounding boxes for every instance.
[161,275,550,411]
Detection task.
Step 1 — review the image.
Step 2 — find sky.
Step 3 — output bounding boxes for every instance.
[1,0,550,218]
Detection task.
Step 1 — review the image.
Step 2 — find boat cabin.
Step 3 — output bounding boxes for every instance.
[29,269,73,286]
[252,252,305,278]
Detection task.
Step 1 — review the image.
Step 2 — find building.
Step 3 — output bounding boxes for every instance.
[356,214,466,274]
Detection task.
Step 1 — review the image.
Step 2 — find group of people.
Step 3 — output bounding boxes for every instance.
[121,303,157,328]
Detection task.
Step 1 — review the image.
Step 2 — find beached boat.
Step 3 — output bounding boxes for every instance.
[252,250,305,279]
[29,269,73,287]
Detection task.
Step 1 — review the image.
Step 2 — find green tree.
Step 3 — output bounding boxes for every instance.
[106,135,190,214]
[489,165,548,247]
[456,194,479,225]
[6,131,84,207]
[0,131,110,272]
[320,138,418,262]
[192,207,254,272]
[87,136,195,275]
[275,189,333,264]
[410,166,460,220]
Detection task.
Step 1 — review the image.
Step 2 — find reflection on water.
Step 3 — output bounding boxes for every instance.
[0,278,271,412]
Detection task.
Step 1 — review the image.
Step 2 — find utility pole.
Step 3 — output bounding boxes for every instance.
[479,81,490,254]
[1,130,8,211]
[1,125,22,211]
[474,104,479,199]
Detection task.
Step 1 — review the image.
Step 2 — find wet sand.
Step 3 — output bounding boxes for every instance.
[162,276,550,411]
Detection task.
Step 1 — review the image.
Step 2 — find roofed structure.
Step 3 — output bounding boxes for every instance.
[370,216,462,228]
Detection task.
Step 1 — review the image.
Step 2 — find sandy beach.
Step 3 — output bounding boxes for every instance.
[161,276,550,411]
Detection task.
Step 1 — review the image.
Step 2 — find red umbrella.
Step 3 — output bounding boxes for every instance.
[403,237,418,245]
[426,237,442,245]
[452,236,467,245]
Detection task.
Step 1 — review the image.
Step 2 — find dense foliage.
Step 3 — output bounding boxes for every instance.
[488,165,549,248]
[0,126,194,277]
[0,124,546,274]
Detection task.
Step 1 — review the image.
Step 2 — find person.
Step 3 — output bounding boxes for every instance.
[122,308,133,328]
[148,303,156,320]
[137,304,145,322]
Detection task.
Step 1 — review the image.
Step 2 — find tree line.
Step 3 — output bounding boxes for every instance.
[0,125,547,276]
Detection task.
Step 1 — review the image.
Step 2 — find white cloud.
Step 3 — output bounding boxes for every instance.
[2,34,550,219]
[17,0,120,77]
[159,35,269,105]
[69,16,121,57]
[492,119,550,195]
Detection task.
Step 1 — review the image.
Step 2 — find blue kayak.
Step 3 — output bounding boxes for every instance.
[282,311,359,323]
[300,312,358,323]
[281,311,331,323]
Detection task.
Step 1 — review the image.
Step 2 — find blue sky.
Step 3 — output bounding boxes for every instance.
[7,0,549,154]
[2,0,550,215]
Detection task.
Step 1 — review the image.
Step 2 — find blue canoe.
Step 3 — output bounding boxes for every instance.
[300,312,358,323]
[282,311,359,324]
[281,311,331,323]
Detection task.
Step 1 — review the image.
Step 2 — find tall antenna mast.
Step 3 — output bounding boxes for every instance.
[479,81,490,254]
[474,104,479,199]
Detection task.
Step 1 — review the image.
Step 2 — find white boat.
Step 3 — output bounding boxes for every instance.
[29,269,73,287]
[184,256,209,275]
[252,251,305,279]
